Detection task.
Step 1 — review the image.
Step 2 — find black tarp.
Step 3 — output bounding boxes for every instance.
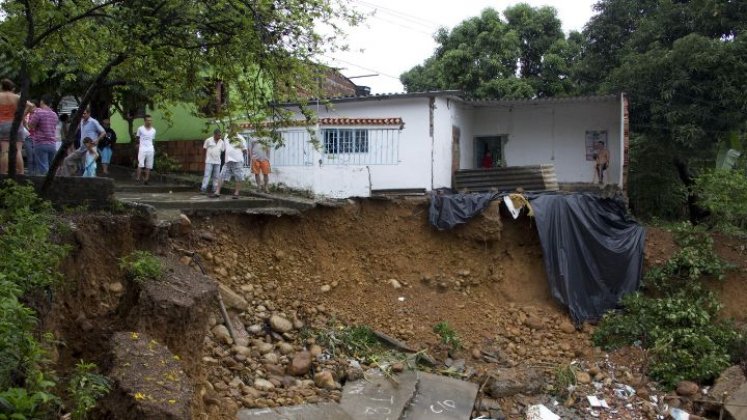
[428,191,646,324]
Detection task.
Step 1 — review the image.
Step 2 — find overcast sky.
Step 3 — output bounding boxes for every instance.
[322,0,598,94]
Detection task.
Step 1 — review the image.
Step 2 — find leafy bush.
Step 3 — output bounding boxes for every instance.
[68,361,110,420]
[694,168,747,232]
[433,322,461,351]
[628,135,688,220]
[119,251,163,284]
[155,152,182,174]
[594,223,743,388]
[0,181,68,418]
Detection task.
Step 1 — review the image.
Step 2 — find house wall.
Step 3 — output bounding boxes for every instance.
[268,98,434,197]
[462,99,623,185]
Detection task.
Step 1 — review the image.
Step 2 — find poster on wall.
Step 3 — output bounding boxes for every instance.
[585,130,608,161]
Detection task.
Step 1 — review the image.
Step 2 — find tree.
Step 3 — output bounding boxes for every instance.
[0,0,361,186]
[400,4,579,99]
[579,0,747,218]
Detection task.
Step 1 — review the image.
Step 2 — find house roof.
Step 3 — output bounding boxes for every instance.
[239,117,405,130]
[275,91,620,107]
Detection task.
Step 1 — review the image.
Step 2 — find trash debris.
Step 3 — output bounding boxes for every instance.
[526,404,560,420]
[669,407,691,420]
[398,296,405,302]
[587,395,609,409]
[614,384,636,399]
[503,195,521,219]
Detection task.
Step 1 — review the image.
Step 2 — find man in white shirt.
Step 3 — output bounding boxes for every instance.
[201,128,224,194]
[135,114,156,184]
[210,128,247,199]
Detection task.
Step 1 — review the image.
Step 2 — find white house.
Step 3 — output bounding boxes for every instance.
[239,91,629,198]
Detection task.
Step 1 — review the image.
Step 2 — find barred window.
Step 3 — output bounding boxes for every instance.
[323,129,368,154]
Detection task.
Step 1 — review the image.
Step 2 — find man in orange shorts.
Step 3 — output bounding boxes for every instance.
[250,138,271,192]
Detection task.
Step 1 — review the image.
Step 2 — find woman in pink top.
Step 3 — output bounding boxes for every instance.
[0,79,32,175]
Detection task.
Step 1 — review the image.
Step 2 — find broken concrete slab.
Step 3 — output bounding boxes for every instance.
[725,381,747,420]
[340,370,418,419]
[237,402,353,420]
[402,372,478,420]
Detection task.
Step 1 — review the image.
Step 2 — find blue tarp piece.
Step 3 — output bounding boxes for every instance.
[428,191,646,324]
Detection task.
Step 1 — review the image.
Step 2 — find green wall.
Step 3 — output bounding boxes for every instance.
[110,103,216,143]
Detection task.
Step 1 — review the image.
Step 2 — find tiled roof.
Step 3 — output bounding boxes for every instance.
[239,117,404,129]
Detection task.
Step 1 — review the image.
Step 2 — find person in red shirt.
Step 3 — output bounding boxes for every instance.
[481,150,493,169]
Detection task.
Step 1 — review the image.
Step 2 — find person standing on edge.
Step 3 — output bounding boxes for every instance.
[250,137,271,192]
[28,95,59,175]
[135,115,156,184]
[0,79,32,174]
[99,118,117,175]
[211,128,246,199]
[593,141,610,184]
[79,107,106,147]
[201,128,224,194]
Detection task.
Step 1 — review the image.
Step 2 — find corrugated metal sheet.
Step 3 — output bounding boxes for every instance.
[454,165,559,192]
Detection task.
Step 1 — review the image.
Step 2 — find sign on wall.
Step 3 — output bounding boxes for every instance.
[585,130,608,161]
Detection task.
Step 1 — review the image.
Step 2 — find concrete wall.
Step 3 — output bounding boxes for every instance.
[267,98,433,198]
[0,175,115,210]
[461,98,623,185]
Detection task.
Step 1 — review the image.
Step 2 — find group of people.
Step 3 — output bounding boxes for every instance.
[0,78,118,177]
[201,126,271,198]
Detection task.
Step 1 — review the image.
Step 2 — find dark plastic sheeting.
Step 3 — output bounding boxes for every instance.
[428,192,646,324]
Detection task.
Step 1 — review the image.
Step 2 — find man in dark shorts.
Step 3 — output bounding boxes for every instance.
[594,141,609,184]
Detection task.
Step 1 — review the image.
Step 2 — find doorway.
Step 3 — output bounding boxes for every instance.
[474,135,506,169]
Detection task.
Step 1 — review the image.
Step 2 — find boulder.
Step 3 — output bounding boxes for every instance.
[218,283,247,311]
[676,381,699,397]
[314,370,337,390]
[486,367,545,398]
[269,315,293,333]
[288,351,312,376]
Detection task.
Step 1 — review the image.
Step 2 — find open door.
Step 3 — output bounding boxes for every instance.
[451,126,461,188]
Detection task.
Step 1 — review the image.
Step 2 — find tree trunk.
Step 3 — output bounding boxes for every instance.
[673,158,711,224]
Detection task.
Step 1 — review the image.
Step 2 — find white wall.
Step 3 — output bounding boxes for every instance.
[463,99,622,185]
[269,97,434,197]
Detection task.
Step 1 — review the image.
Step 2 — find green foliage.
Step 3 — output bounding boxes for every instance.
[552,363,578,397]
[67,361,110,420]
[594,224,743,388]
[155,152,181,174]
[314,324,381,359]
[119,251,163,284]
[433,322,461,351]
[627,135,687,220]
[400,5,578,99]
[0,181,66,418]
[694,169,747,232]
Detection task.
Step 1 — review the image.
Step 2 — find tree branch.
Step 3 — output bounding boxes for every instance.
[32,0,123,47]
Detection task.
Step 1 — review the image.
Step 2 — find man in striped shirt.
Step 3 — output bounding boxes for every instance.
[28,95,58,175]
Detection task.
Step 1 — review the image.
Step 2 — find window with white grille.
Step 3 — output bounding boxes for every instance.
[323,129,368,154]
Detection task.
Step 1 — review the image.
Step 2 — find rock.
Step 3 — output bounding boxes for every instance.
[288,351,312,376]
[274,250,286,260]
[523,316,544,330]
[676,380,699,397]
[178,214,192,235]
[559,320,576,334]
[388,279,402,289]
[218,283,247,311]
[576,371,592,384]
[471,348,482,360]
[253,378,275,391]
[262,352,279,365]
[310,344,323,358]
[391,363,405,373]
[200,231,216,242]
[486,367,545,398]
[269,315,293,333]
[211,325,232,344]
[588,366,600,376]
[109,282,124,293]
[346,367,364,382]
[278,342,295,355]
[178,255,192,266]
[248,324,263,335]
[256,342,274,354]
[229,377,244,388]
[314,370,337,390]
[233,346,252,357]
[320,284,331,293]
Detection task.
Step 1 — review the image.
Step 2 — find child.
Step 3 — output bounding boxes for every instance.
[82,137,98,177]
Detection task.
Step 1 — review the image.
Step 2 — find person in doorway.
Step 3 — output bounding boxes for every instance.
[135,114,156,184]
[250,137,271,192]
[201,128,225,194]
[593,141,610,184]
[211,129,246,199]
[481,150,493,169]
[99,118,117,175]
[28,95,59,175]
[81,137,98,177]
